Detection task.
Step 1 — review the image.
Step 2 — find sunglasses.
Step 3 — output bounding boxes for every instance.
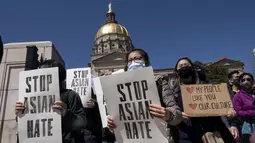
[240,78,252,82]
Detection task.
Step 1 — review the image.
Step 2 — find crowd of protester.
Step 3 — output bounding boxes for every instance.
[10,45,255,142]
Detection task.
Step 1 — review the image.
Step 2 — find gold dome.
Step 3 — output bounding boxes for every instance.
[95,23,129,39]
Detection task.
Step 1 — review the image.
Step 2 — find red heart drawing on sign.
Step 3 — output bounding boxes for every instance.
[189,103,197,110]
[186,87,194,94]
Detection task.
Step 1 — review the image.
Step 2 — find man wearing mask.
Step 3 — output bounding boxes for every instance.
[226,70,242,142]
[228,71,241,96]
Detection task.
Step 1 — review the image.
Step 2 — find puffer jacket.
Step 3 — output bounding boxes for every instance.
[155,75,183,143]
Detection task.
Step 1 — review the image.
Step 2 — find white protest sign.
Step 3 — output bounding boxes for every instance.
[98,67,168,143]
[18,67,62,143]
[66,68,91,107]
[93,69,125,127]
[93,77,108,128]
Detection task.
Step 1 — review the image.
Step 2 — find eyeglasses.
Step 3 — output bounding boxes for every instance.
[127,57,144,65]
[128,56,143,62]
[240,78,252,82]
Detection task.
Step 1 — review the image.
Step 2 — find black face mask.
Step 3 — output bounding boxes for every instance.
[232,79,240,87]
[177,66,194,78]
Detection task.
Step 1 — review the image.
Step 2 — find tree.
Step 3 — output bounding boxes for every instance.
[204,65,228,83]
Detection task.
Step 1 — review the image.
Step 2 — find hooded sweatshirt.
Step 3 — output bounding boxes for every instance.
[60,89,87,143]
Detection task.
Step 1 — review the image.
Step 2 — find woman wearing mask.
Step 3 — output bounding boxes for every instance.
[168,57,235,143]
[107,48,182,143]
[233,73,255,143]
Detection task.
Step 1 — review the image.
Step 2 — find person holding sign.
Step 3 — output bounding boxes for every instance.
[15,60,87,143]
[107,49,182,143]
[168,57,235,143]
[225,71,242,141]
[233,73,255,143]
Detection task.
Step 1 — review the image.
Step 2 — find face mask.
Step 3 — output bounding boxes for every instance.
[231,79,240,88]
[127,60,146,71]
[232,79,239,85]
[177,66,194,78]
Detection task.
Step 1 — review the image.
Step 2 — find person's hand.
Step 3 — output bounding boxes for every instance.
[52,101,67,116]
[15,101,25,117]
[104,71,112,76]
[87,99,96,108]
[182,112,189,120]
[149,104,171,121]
[107,116,117,129]
[229,126,239,140]
[227,109,236,117]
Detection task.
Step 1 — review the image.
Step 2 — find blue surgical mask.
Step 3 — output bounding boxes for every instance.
[127,60,146,71]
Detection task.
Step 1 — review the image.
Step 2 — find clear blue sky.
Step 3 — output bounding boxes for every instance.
[1,0,255,72]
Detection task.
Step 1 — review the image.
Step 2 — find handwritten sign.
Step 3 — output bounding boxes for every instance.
[98,67,167,143]
[66,68,91,107]
[18,67,62,143]
[181,83,233,117]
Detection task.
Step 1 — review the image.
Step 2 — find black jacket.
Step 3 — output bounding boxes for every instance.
[83,89,103,143]
[226,84,242,136]
[60,89,87,143]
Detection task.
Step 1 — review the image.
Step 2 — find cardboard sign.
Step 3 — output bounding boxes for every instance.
[181,83,233,117]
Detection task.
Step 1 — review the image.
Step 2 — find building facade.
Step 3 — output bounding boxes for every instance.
[91,4,134,76]
[90,4,244,77]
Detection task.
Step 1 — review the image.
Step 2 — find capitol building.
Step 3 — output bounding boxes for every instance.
[90,4,175,76]
[90,3,243,76]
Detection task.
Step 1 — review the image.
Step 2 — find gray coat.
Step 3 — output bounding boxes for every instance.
[156,75,182,143]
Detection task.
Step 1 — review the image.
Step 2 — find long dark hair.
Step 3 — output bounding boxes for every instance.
[174,57,195,72]
[174,57,199,83]
[124,49,150,71]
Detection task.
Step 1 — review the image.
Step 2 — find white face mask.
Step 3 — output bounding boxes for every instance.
[127,60,146,71]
